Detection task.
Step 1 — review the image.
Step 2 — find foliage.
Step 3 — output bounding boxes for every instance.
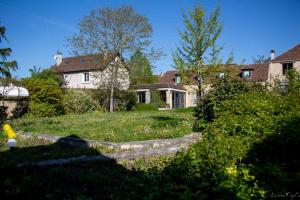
[29,66,63,85]
[288,68,300,92]
[68,5,153,112]
[173,3,223,98]
[129,50,156,84]
[62,89,101,114]
[194,77,267,131]
[150,89,166,108]
[27,102,58,117]
[150,90,298,199]
[21,78,63,116]
[0,25,17,78]
[134,103,157,111]
[94,89,136,111]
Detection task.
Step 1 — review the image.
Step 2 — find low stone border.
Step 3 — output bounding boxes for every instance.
[17,131,202,151]
[17,132,202,167]
[18,144,187,167]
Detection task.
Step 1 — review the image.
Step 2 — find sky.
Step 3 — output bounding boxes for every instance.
[0,0,300,78]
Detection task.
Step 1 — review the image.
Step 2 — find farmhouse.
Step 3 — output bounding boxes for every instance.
[53,52,130,90]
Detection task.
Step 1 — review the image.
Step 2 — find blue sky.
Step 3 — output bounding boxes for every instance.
[0,0,300,78]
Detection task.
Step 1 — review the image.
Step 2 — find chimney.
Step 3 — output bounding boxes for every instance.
[270,50,275,60]
[54,51,63,66]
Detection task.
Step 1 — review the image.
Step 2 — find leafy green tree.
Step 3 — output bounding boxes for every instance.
[129,50,155,84]
[68,6,153,112]
[0,25,17,78]
[29,66,63,85]
[173,4,223,98]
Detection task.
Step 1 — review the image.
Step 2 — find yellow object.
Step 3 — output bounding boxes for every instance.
[3,124,16,139]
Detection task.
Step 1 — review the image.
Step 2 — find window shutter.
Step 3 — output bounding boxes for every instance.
[145,91,151,104]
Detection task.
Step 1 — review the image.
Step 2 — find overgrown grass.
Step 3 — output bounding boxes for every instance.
[12,109,194,142]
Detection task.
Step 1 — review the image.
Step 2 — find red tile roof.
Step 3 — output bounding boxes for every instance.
[158,70,198,85]
[240,63,269,82]
[273,44,300,62]
[54,53,117,73]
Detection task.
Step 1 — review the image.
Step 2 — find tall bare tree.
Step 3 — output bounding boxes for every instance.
[68,6,153,112]
[173,4,223,98]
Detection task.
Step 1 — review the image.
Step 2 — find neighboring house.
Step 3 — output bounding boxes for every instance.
[132,43,300,109]
[268,44,300,84]
[132,71,199,109]
[240,44,300,84]
[53,52,130,90]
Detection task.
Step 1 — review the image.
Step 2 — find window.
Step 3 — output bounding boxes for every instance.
[242,70,252,78]
[83,72,90,83]
[175,75,181,84]
[219,72,225,79]
[138,92,146,103]
[80,59,85,63]
[282,63,293,75]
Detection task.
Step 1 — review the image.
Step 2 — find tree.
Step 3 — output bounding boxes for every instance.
[68,6,153,112]
[129,50,155,84]
[252,55,269,64]
[0,25,17,78]
[29,66,63,85]
[173,4,223,98]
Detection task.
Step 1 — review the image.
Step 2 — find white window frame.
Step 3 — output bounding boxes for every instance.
[242,70,252,79]
[83,72,90,83]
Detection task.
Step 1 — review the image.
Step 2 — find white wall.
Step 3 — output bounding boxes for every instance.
[62,65,129,90]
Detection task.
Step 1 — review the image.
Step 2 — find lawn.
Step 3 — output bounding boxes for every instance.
[12,108,194,142]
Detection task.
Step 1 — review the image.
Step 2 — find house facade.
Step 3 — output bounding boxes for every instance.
[240,44,300,84]
[54,52,130,90]
[132,43,300,109]
[132,71,199,109]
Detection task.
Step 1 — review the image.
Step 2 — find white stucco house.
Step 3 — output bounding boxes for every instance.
[53,52,130,90]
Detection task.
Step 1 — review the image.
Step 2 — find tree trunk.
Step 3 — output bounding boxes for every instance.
[109,85,114,112]
[197,73,203,99]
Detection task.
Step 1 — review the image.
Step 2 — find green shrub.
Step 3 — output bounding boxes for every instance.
[62,89,101,114]
[27,102,58,117]
[193,78,266,131]
[134,103,157,111]
[93,89,136,111]
[148,90,299,199]
[21,78,63,116]
[150,90,166,108]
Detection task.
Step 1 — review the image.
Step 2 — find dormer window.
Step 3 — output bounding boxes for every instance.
[175,75,181,84]
[282,63,293,75]
[219,72,225,79]
[242,70,252,79]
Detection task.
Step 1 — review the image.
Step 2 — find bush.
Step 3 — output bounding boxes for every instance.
[28,102,58,117]
[193,78,266,131]
[150,90,166,108]
[93,89,136,111]
[134,103,157,111]
[62,89,101,114]
[21,78,63,116]
[147,90,299,199]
